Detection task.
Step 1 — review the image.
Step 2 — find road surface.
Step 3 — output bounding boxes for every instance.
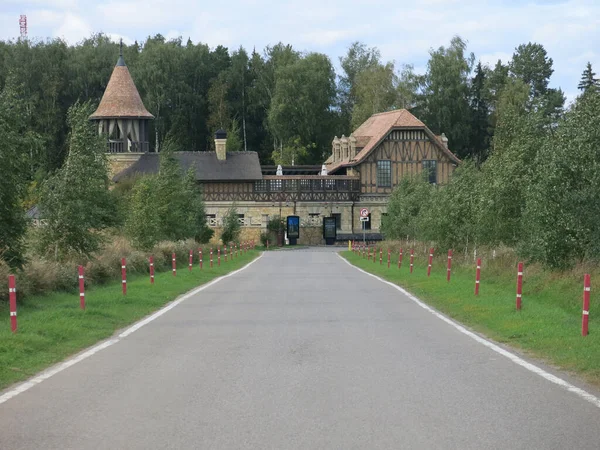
[1,248,599,449]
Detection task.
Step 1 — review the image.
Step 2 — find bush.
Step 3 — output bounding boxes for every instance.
[221,206,241,244]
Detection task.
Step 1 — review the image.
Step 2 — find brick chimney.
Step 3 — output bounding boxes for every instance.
[215,129,227,161]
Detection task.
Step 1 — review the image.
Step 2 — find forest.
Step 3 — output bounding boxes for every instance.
[1,32,599,272]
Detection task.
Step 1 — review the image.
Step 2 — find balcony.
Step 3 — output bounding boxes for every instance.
[202,175,361,202]
[107,141,150,153]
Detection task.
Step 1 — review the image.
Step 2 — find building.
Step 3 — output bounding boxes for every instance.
[94,52,460,245]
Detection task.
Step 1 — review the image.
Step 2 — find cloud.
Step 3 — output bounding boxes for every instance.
[53,12,92,44]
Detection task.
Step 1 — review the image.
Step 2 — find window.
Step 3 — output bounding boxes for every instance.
[254,180,267,192]
[422,160,437,184]
[363,213,372,230]
[237,214,245,226]
[206,214,217,227]
[332,213,342,231]
[270,179,283,191]
[377,160,392,187]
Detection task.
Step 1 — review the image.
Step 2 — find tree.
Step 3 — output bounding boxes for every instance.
[417,36,475,159]
[0,76,42,267]
[578,62,599,93]
[351,62,398,129]
[270,136,312,166]
[510,43,554,99]
[221,206,241,244]
[470,62,491,164]
[39,101,117,259]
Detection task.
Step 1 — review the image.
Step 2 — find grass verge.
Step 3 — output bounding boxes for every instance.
[342,250,600,387]
[0,250,259,391]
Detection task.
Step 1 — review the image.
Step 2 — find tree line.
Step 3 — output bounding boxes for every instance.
[1,33,597,179]
[382,82,600,269]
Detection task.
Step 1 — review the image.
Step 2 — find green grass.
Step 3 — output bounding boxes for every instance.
[342,250,600,386]
[0,250,259,390]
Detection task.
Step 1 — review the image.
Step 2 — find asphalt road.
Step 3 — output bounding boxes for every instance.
[1,248,599,449]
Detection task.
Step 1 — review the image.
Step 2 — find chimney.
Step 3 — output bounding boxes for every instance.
[440,133,448,149]
[332,136,340,162]
[340,135,349,161]
[349,134,357,157]
[215,129,227,160]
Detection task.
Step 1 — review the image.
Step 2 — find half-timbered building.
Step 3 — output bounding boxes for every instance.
[97,52,460,244]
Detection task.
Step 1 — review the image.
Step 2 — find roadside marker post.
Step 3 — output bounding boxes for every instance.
[447,249,453,282]
[398,248,403,269]
[427,248,434,277]
[149,256,155,284]
[224,245,228,262]
[516,262,524,311]
[475,258,481,295]
[218,247,221,267]
[582,274,591,337]
[387,249,391,268]
[78,266,85,310]
[410,249,414,273]
[8,275,17,332]
[199,249,203,270]
[121,258,127,296]
[379,248,383,265]
[210,249,213,268]
[189,250,193,272]
[267,240,269,250]
[172,253,177,276]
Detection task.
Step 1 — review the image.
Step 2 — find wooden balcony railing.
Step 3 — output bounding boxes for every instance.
[107,141,150,153]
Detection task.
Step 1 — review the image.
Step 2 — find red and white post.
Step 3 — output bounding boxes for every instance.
[78,266,85,310]
[516,262,524,310]
[387,249,391,268]
[398,248,403,269]
[199,249,203,270]
[582,274,591,337]
[447,249,453,282]
[121,258,127,295]
[475,258,481,295]
[379,248,383,265]
[410,249,414,273]
[218,247,221,267]
[149,256,155,284]
[189,250,193,272]
[210,249,213,268]
[224,245,228,262]
[267,240,269,250]
[8,275,17,332]
[172,253,177,276]
[427,248,434,277]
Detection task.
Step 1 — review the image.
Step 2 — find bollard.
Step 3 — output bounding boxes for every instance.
[218,247,221,267]
[267,240,269,250]
[379,248,383,265]
[172,253,177,276]
[582,274,590,337]
[427,248,433,277]
[78,266,85,309]
[210,249,213,268]
[237,243,239,257]
[8,275,17,332]
[121,258,127,296]
[516,262,524,310]
[398,248,403,269]
[475,258,481,295]
[410,249,414,273]
[224,245,228,262]
[199,249,203,270]
[387,249,391,268]
[447,249,453,282]
[189,250,193,272]
[149,256,155,284]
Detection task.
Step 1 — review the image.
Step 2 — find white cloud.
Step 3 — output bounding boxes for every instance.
[53,12,91,44]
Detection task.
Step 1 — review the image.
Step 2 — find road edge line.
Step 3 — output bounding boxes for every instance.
[0,253,263,405]
[338,254,600,410]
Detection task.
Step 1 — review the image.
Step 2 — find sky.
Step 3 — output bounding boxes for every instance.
[1,0,599,102]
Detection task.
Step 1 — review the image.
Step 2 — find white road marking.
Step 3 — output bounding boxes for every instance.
[338,254,600,410]
[0,254,263,405]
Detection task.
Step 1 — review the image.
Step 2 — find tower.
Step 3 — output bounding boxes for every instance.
[19,15,27,38]
[89,43,154,155]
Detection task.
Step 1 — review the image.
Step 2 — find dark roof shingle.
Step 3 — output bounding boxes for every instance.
[113,151,263,182]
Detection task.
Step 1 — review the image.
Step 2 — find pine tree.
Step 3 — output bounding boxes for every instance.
[470,62,491,164]
[578,62,599,93]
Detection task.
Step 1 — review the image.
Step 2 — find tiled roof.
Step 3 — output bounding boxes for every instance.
[113,151,263,182]
[90,57,154,120]
[326,109,460,173]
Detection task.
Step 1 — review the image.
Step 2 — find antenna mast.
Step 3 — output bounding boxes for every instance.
[19,15,27,38]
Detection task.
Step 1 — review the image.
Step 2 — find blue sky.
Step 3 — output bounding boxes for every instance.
[1,0,598,102]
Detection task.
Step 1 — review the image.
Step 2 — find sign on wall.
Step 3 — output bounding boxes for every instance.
[323,217,337,240]
[286,215,300,239]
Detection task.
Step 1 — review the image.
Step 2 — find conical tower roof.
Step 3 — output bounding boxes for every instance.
[90,51,154,120]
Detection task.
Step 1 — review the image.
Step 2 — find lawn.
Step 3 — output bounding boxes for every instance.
[0,250,259,390]
[342,249,600,386]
